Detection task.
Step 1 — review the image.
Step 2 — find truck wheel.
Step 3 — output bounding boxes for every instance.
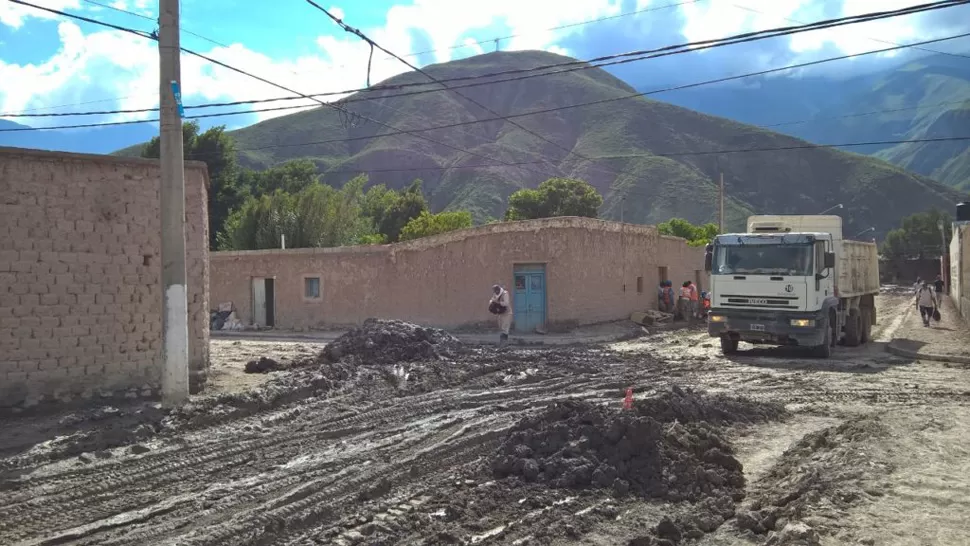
[844,309,861,347]
[861,309,872,344]
[720,336,739,355]
[812,320,832,358]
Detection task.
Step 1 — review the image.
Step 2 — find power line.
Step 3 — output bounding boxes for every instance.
[7,0,565,179]
[5,0,969,119]
[760,99,970,129]
[5,30,970,140]
[304,0,600,178]
[79,0,230,48]
[731,1,970,61]
[4,0,697,118]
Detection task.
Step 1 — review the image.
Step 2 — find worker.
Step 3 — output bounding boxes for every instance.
[489,284,513,346]
[657,281,668,313]
[679,281,693,323]
[915,280,938,327]
[687,281,699,319]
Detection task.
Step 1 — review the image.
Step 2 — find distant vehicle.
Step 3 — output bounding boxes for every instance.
[705,215,880,358]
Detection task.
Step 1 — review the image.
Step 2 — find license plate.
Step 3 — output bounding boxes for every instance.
[751,324,765,332]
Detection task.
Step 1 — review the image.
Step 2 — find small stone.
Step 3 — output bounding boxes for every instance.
[78,453,95,464]
[656,517,681,541]
[776,522,820,546]
[859,538,876,546]
[129,444,151,455]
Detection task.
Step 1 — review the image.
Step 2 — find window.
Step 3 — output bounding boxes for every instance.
[637,276,644,293]
[304,277,321,300]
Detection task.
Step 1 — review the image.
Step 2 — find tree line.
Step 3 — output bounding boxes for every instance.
[142,123,609,251]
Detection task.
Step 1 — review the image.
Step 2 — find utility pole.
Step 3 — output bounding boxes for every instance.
[159,0,189,407]
[620,197,625,223]
[718,172,724,234]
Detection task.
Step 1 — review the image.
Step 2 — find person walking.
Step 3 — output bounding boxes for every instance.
[489,284,513,346]
[915,280,938,327]
[934,274,945,295]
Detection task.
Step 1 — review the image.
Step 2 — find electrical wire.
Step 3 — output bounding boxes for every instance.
[4,30,969,142]
[5,0,969,119]
[79,0,230,48]
[731,1,970,61]
[6,0,566,179]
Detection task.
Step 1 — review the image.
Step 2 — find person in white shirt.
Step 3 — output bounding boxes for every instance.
[915,281,938,327]
[489,284,513,346]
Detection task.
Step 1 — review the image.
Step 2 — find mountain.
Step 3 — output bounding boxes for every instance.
[659,55,970,189]
[116,50,966,236]
[0,118,160,155]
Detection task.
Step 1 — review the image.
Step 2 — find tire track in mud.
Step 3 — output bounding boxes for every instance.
[0,358,644,545]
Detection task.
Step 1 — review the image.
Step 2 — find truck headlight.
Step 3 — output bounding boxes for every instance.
[709,315,726,323]
[790,319,815,327]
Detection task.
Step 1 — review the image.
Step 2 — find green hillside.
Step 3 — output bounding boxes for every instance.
[117,50,967,235]
[814,57,970,187]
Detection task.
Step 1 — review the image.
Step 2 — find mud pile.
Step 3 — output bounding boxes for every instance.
[634,385,788,424]
[321,318,462,365]
[491,398,745,503]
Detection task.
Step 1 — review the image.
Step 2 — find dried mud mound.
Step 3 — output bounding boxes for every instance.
[737,416,892,543]
[635,386,789,425]
[321,318,462,365]
[491,399,745,503]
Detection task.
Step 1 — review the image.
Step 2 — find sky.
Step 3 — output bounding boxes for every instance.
[1,0,969,131]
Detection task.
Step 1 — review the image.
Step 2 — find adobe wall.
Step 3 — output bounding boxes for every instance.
[210,217,705,331]
[951,222,970,320]
[0,147,210,408]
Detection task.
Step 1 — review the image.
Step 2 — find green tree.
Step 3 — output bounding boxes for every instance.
[248,159,320,195]
[504,177,602,220]
[880,208,952,259]
[142,122,244,249]
[377,180,429,242]
[217,178,378,250]
[400,210,473,241]
[658,218,720,247]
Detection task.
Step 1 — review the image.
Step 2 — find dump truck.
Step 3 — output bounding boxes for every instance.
[705,215,880,357]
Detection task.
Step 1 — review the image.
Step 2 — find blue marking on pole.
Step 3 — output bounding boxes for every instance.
[170,80,184,118]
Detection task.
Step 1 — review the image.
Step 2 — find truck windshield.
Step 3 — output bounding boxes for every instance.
[713,243,813,276]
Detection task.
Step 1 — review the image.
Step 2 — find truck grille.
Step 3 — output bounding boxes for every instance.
[718,294,799,309]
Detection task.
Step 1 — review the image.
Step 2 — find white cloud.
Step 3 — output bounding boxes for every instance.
[0,0,80,29]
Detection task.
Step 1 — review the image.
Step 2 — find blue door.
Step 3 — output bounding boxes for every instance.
[513,265,546,332]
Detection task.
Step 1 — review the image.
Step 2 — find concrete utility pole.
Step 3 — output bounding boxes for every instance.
[159,0,189,407]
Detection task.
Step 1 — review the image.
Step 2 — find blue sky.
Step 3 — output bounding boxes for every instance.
[1,0,969,134]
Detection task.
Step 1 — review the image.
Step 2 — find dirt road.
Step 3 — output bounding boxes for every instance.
[2,294,969,545]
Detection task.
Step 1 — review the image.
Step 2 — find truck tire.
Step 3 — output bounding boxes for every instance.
[861,309,872,344]
[812,319,832,358]
[844,309,861,347]
[720,336,739,355]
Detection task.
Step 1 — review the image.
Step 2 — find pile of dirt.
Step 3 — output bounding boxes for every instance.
[736,416,892,542]
[244,356,287,374]
[491,398,745,503]
[321,318,462,365]
[634,386,789,425]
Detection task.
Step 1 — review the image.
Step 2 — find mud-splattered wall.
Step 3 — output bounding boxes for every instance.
[210,217,705,331]
[0,147,210,409]
[950,222,970,321]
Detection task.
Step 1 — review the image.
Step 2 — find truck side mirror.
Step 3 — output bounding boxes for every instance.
[824,252,836,269]
[704,244,713,272]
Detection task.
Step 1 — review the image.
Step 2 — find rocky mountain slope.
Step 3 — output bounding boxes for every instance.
[119,50,966,234]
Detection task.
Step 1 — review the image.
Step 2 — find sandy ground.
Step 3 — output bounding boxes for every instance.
[2,293,970,545]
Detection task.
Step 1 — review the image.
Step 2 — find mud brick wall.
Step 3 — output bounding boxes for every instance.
[951,222,970,321]
[0,147,210,408]
[210,217,704,331]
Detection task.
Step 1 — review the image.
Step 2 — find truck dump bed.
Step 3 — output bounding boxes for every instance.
[839,240,880,298]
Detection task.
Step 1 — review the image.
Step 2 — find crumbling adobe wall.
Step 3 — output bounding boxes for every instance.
[0,147,210,408]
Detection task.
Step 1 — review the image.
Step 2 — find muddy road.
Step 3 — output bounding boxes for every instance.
[2,295,970,545]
